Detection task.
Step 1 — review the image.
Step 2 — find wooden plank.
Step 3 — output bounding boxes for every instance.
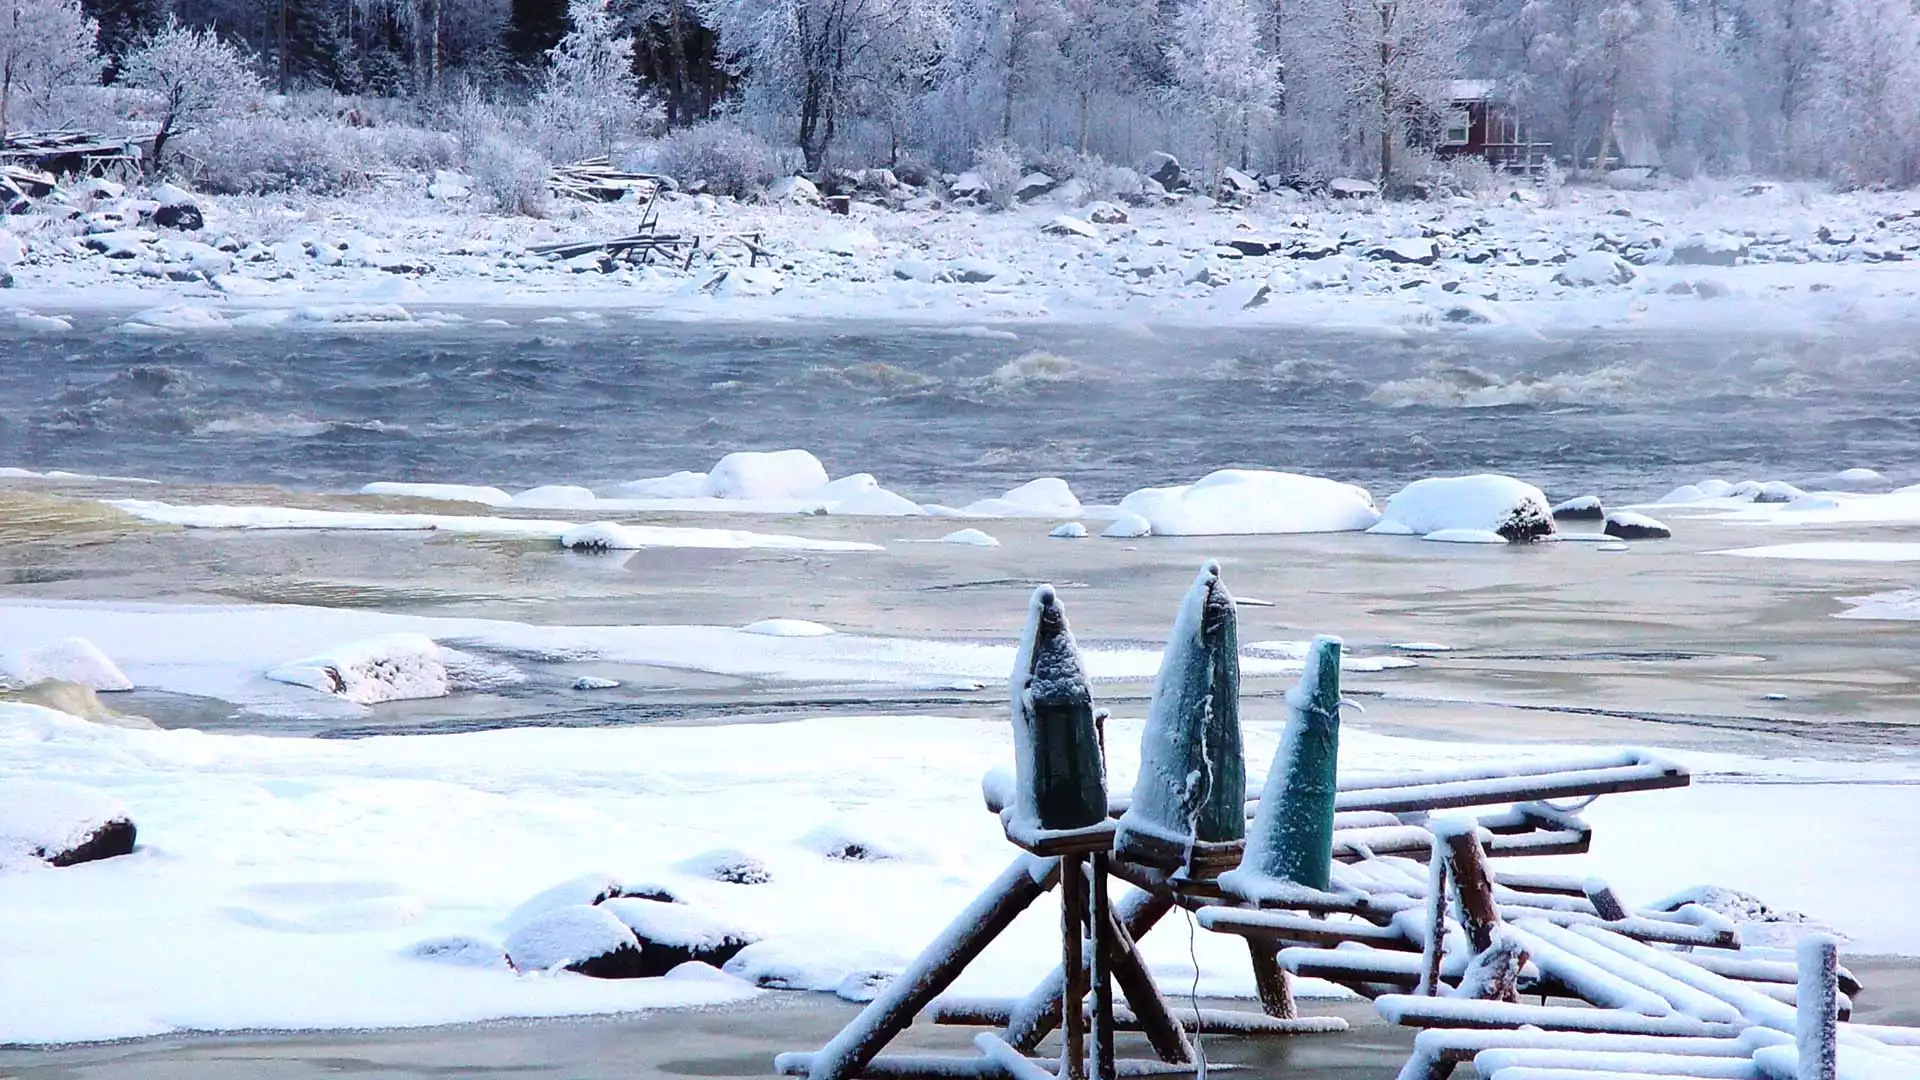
[1195,907,1412,950]
[1090,853,1116,1080]
[804,855,1061,1080]
[1336,762,1689,815]
[1103,904,1193,1064]
[1247,940,1299,1020]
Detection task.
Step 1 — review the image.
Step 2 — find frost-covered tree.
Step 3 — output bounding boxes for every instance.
[1166,0,1281,173]
[703,0,949,171]
[1812,0,1920,185]
[0,0,102,142]
[533,0,651,159]
[1289,0,1467,179]
[118,16,261,171]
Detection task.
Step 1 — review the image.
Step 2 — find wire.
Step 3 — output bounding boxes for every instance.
[1184,905,1208,1080]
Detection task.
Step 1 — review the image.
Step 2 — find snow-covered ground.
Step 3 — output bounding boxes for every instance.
[3,175,1918,335]
[4,698,1915,1046]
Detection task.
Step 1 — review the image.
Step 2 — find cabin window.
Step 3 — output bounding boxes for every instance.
[1443,109,1473,147]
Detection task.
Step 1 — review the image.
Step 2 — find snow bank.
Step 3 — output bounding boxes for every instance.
[0,637,133,691]
[558,521,881,553]
[360,482,513,506]
[1370,474,1556,542]
[699,450,831,500]
[1116,470,1381,536]
[959,478,1082,518]
[613,472,709,499]
[265,633,523,705]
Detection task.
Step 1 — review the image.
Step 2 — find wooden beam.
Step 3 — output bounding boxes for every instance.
[1061,853,1087,1080]
[1103,904,1193,1063]
[804,855,1061,1080]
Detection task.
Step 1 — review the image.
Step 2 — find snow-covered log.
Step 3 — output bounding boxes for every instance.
[1116,561,1245,861]
[1512,919,1743,1024]
[1503,924,1676,1016]
[1373,995,1743,1037]
[1008,586,1106,831]
[1474,1048,1759,1077]
[1400,1029,1749,1080]
[1227,635,1343,892]
[805,855,1059,1080]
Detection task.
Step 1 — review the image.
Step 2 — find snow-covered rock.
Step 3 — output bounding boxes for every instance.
[1552,250,1637,286]
[1370,474,1556,542]
[1117,470,1381,536]
[0,780,137,869]
[150,183,205,231]
[408,936,510,969]
[1013,173,1058,202]
[1041,215,1098,239]
[947,171,990,202]
[612,471,708,499]
[1550,495,1606,521]
[700,449,831,500]
[1604,511,1672,540]
[1671,232,1748,266]
[1367,238,1438,266]
[959,478,1082,518]
[938,527,1000,547]
[1326,177,1379,199]
[1085,201,1128,225]
[509,485,601,509]
[427,171,473,200]
[1824,468,1889,491]
[600,898,759,976]
[265,633,521,705]
[1101,513,1152,539]
[1218,168,1260,203]
[1142,152,1186,192]
[764,176,822,207]
[0,637,133,692]
[942,257,1009,284]
[677,848,773,885]
[1049,522,1088,538]
[503,904,644,978]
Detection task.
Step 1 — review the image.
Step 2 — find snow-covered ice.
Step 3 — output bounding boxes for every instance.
[1116,469,1381,536]
[1716,542,1920,562]
[0,636,133,692]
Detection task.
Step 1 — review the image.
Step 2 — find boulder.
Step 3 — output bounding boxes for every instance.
[600,898,759,976]
[1367,238,1438,266]
[1218,168,1260,203]
[947,171,991,203]
[940,257,1007,284]
[1371,474,1556,543]
[1671,233,1748,267]
[1040,215,1097,239]
[1224,238,1275,257]
[1085,201,1128,225]
[0,780,137,868]
[1326,177,1380,200]
[1013,172,1059,202]
[1604,511,1671,540]
[1552,251,1637,287]
[150,183,204,231]
[504,872,679,932]
[1142,152,1186,193]
[1550,496,1606,521]
[764,176,822,207]
[504,904,645,978]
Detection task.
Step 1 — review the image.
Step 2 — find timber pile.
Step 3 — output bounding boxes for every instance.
[529,179,774,272]
[777,564,1916,1080]
[547,156,663,203]
[0,130,147,177]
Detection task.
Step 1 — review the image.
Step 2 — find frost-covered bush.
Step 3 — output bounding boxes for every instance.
[118,16,262,173]
[470,133,550,216]
[1435,154,1499,196]
[631,122,781,197]
[531,0,659,163]
[0,0,101,139]
[176,115,455,194]
[971,140,1023,210]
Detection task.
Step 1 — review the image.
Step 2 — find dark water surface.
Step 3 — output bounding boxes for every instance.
[3,319,1915,504]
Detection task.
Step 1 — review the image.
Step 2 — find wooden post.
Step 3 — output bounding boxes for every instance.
[1060,853,1088,1080]
[1585,881,1629,922]
[1418,837,1448,997]
[1441,826,1500,953]
[1104,906,1193,1063]
[1247,941,1299,1019]
[807,855,1060,1080]
[1089,853,1116,1080]
[1007,884,1172,1052]
[1796,934,1838,1080]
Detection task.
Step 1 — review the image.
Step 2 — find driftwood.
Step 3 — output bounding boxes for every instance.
[547,157,662,202]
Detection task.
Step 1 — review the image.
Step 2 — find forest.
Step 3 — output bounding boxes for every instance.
[4,0,1918,207]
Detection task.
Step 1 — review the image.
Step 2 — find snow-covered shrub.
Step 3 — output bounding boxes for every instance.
[177,115,454,194]
[1435,154,1499,196]
[0,0,101,139]
[971,141,1023,210]
[632,121,781,197]
[471,133,550,216]
[118,16,262,173]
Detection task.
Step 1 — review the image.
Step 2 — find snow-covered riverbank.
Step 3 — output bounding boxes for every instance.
[4,175,1918,334]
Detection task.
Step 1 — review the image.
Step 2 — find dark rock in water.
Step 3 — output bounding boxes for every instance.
[505,905,646,978]
[1497,503,1558,542]
[45,817,137,866]
[1551,496,1606,521]
[600,898,758,977]
[1604,512,1672,540]
[0,269,13,288]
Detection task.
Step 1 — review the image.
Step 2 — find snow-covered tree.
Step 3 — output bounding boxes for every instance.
[533,0,652,159]
[118,16,261,172]
[1166,0,1281,173]
[0,0,102,142]
[1290,0,1467,179]
[1812,0,1920,185]
[702,0,949,172]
